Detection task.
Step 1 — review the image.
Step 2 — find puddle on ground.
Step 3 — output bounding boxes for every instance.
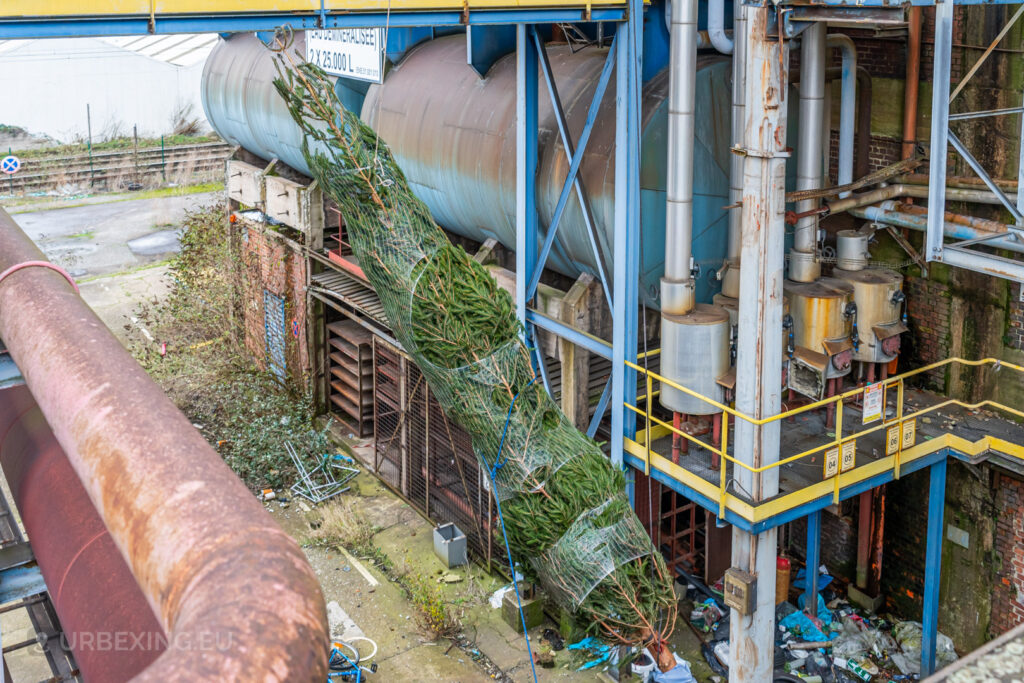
[127,229,181,256]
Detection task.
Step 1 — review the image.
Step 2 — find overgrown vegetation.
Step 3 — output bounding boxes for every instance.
[127,202,321,489]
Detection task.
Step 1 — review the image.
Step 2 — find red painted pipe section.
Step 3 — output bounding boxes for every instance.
[0,386,164,680]
[0,208,328,681]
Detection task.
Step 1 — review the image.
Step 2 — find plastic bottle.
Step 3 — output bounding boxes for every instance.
[834,657,872,681]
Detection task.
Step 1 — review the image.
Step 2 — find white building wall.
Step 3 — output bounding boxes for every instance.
[0,37,211,143]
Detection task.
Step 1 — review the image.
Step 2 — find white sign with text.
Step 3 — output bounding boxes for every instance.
[306,29,384,83]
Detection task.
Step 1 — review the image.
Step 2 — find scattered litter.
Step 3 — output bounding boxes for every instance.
[541,628,564,651]
[567,636,612,671]
[488,585,514,609]
[342,565,351,572]
[287,440,359,503]
[652,657,696,683]
[437,573,463,584]
[534,648,556,668]
[298,501,312,513]
[690,598,725,632]
[260,489,275,501]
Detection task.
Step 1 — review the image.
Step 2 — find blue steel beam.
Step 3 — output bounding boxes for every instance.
[611,5,642,478]
[0,8,627,39]
[516,24,538,335]
[525,309,612,359]
[922,459,947,677]
[588,378,612,438]
[527,31,616,312]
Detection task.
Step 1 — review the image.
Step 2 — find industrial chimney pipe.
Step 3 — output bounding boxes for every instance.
[791,23,826,283]
[662,0,699,315]
[0,208,329,681]
[722,0,747,299]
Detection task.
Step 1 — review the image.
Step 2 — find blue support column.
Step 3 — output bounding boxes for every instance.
[922,459,947,677]
[804,509,822,617]
[611,7,642,482]
[515,23,538,326]
[515,23,540,383]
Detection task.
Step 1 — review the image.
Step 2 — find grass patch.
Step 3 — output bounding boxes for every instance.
[306,496,379,554]
[14,134,221,160]
[5,181,224,214]
[68,230,95,240]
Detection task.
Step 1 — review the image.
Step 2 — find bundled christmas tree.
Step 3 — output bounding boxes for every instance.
[273,52,675,645]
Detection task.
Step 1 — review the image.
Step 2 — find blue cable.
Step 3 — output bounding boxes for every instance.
[487,376,540,683]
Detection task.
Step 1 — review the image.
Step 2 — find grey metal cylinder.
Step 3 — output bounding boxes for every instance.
[836,229,871,271]
[659,304,731,415]
[791,23,825,282]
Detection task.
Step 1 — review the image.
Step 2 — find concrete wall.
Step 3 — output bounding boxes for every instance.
[0,38,208,142]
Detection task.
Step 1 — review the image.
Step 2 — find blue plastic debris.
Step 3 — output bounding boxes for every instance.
[567,637,612,671]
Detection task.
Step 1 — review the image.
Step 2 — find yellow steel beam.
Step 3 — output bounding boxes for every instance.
[630,430,1024,524]
[5,0,622,16]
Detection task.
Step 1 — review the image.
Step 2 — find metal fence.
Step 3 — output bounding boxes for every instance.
[371,336,505,570]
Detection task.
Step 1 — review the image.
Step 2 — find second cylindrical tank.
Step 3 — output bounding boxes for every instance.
[832,267,906,363]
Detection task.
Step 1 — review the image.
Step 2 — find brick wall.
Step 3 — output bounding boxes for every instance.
[239,222,310,388]
[788,501,859,582]
[905,277,952,389]
[992,473,1024,633]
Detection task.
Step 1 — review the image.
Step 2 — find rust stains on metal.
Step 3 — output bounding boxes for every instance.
[0,207,328,681]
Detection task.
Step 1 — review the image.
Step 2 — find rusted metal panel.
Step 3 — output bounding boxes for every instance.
[0,208,329,681]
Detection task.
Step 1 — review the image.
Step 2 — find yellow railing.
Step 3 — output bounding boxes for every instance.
[624,356,1024,523]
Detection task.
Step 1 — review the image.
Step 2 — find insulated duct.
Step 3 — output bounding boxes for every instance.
[827,34,857,194]
[722,0,746,299]
[791,24,826,283]
[662,0,698,315]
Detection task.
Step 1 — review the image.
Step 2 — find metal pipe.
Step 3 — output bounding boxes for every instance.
[850,200,1024,253]
[827,184,1020,214]
[899,173,1018,191]
[0,386,166,680]
[708,0,734,54]
[662,0,698,314]
[791,23,826,282]
[0,209,329,681]
[723,0,746,297]
[903,7,922,161]
[856,490,871,589]
[826,34,857,193]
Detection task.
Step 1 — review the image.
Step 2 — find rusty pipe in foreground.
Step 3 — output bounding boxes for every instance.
[0,385,166,681]
[0,207,329,681]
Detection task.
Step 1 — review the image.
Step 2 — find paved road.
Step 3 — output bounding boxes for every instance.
[10,192,219,279]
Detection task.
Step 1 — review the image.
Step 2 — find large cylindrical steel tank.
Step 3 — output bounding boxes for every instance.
[202,33,733,309]
[832,267,906,363]
[362,37,731,308]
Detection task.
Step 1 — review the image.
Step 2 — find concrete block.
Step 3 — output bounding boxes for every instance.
[848,584,884,613]
[502,585,544,633]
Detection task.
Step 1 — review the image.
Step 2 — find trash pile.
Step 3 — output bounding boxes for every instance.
[687,566,958,681]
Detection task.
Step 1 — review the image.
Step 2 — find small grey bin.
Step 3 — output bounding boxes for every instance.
[433,523,467,568]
